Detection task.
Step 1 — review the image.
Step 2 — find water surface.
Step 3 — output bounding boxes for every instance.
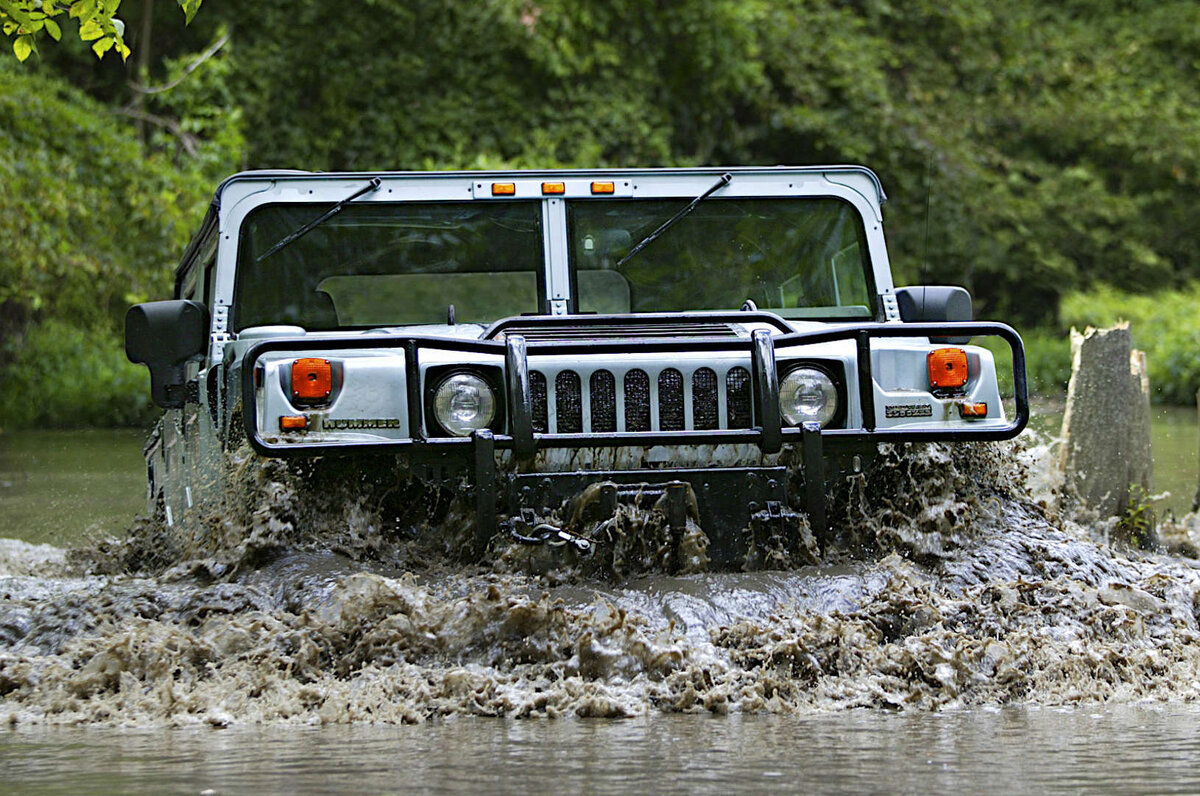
[5,706,1200,794]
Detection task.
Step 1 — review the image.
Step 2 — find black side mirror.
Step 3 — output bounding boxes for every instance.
[894,286,972,344]
[125,300,210,408]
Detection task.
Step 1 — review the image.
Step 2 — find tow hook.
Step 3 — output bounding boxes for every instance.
[506,509,593,553]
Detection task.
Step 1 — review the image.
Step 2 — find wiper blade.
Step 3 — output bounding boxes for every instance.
[617,172,731,268]
[256,178,382,263]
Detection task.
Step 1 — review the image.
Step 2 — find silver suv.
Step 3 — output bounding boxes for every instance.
[126,166,1027,567]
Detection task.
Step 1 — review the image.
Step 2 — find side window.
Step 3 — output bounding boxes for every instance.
[202,257,217,308]
[177,264,200,302]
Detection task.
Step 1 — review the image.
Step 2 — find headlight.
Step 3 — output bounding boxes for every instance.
[433,373,496,436]
[779,367,838,427]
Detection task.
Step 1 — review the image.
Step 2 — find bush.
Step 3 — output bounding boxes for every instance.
[980,328,1073,399]
[0,320,156,429]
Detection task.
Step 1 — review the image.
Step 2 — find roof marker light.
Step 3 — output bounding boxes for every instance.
[542,182,565,195]
[491,182,516,196]
[591,181,615,194]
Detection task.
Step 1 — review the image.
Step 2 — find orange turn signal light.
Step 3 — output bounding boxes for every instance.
[280,415,308,431]
[958,402,988,418]
[292,358,332,402]
[591,181,615,194]
[541,182,565,195]
[928,348,969,390]
[491,182,516,196]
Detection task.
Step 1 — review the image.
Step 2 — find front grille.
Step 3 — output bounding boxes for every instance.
[530,364,755,434]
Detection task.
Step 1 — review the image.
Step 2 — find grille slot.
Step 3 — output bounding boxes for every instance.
[693,368,719,430]
[726,367,753,429]
[555,371,582,433]
[529,363,758,434]
[590,370,617,433]
[624,369,651,432]
[658,369,685,431]
[530,371,548,433]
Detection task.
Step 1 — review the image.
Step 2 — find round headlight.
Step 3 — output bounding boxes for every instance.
[433,373,496,436]
[779,367,838,428]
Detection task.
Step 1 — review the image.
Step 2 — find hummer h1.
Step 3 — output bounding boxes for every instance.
[126,166,1028,567]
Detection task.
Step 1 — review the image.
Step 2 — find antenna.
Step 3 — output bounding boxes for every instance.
[921,151,934,284]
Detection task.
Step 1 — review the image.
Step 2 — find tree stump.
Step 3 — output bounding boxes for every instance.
[1059,324,1153,540]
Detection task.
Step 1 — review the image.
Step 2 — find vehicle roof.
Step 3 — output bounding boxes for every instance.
[210,165,887,208]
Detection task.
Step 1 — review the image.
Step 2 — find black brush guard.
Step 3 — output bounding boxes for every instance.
[242,319,1028,556]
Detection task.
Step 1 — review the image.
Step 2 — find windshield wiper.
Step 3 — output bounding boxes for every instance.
[256,178,382,263]
[616,172,731,268]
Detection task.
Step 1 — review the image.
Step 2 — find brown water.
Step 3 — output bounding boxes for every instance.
[4,706,1200,794]
[4,419,1200,791]
[0,429,147,546]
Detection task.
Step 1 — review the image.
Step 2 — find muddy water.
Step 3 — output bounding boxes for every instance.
[4,421,1200,790]
[5,706,1200,794]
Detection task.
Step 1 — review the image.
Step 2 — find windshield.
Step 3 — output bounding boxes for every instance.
[234,201,544,330]
[567,197,874,318]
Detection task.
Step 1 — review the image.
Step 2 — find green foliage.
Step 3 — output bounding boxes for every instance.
[0,319,156,428]
[0,0,201,62]
[1061,284,1200,405]
[979,327,1073,399]
[0,62,232,331]
[202,0,1200,328]
[0,42,241,427]
[1116,484,1155,549]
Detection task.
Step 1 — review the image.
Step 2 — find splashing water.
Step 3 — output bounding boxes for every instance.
[4,437,1200,727]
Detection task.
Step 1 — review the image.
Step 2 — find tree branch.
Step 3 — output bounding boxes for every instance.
[114,107,200,157]
[128,30,228,95]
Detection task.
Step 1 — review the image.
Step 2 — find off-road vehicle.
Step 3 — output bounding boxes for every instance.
[126,166,1028,567]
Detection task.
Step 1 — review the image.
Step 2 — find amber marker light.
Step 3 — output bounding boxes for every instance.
[491,182,517,196]
[292,357,333,402]
[279,415,308,431]
[541,182,566,195]
[959,402,988,418]
[927,348,969,390]
[591,181,615,194]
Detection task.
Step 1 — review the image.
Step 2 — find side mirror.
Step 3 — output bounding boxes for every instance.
[894,285,972,344]
[125,300,210,409]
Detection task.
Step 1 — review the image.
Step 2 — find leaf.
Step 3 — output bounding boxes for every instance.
[69,1,97,20]
[79,18,103,41]
[91,36,113,58]
[13,34,33,61]
[43,18,61,41]
[0,4,37,27]
[179,0,202,24]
